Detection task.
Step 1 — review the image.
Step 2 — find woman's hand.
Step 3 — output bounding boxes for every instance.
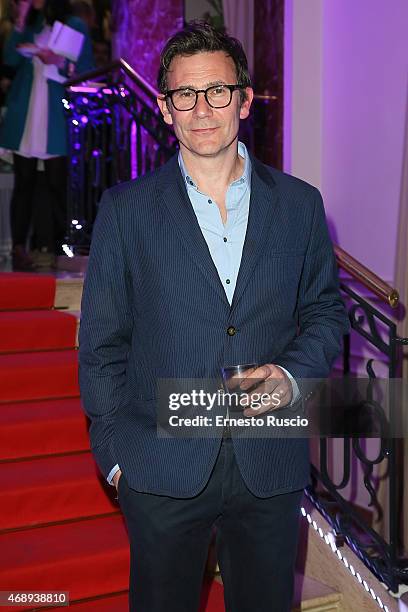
[37,48,65,68]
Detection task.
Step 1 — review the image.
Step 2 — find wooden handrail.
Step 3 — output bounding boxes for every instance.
[253,94,278,101]
[334,245,399,308]
[65,58,159,100]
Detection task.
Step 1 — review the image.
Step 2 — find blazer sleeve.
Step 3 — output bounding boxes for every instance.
[78,189,132,479]
[274,188,349,391]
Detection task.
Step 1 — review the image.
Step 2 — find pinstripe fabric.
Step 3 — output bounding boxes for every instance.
[78,153,349,498]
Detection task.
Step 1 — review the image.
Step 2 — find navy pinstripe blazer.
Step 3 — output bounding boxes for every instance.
[78,153,349,498]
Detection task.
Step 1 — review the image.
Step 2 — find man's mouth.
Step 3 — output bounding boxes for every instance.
[191,127,218,133]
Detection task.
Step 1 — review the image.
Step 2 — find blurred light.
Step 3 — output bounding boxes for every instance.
[80,116,88,124]
[72,119,79,126]
[72,219,79,225]
[75,224,83,230]
[62,244,74,258]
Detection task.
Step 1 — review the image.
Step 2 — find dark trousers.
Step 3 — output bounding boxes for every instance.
[10,153,67,251]
[117,437,303,612]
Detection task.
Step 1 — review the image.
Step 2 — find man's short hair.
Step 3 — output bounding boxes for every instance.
[157,21,251,103]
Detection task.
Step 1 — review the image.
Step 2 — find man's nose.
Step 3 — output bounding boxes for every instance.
[193,92,213,117]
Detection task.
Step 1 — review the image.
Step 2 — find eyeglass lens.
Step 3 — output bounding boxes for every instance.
[171,85,233,110]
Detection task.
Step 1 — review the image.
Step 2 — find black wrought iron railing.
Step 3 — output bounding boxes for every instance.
[63,59,177,252]
[307,250,408,592]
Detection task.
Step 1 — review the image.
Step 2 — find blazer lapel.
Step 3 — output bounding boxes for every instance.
[157,156,230,307]
[230,156,279,312]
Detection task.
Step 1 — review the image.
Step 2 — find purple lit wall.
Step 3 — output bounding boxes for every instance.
[111,0,184,89]
[284,0,408,282]
[321,1,408,281]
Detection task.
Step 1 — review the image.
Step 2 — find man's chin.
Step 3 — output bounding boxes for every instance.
[180,138,238,158]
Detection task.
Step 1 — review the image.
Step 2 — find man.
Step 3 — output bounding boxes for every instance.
[79,22,349,612]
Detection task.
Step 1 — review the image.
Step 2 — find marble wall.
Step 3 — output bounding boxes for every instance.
[253,0,284,168]
[111,0,184,90]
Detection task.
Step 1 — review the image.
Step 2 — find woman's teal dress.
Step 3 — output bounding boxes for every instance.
[0,15,94,156]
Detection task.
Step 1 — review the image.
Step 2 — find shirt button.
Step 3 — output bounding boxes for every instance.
[226,279,230,284]
[227,326,236,336]
[208,199,212,204]
[223,237,227,242]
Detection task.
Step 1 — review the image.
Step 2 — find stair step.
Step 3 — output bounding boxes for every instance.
[214,572,342,611]
[0,310,77,353]
[0,350,79,403]
[0,272,56,311]
[50,579,225,611]
[55,275,84,311]
[0,398,89,460]
[0,515,129,609]
[293,574,342,610]
[0,453,118,530]
[54,593,129,611]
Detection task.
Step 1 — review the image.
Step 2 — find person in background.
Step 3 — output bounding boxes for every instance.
[71,0,95,34]
[92,35,110,68]
[0,1,16,172]
[0,0,94,270]
[0,0,16,106]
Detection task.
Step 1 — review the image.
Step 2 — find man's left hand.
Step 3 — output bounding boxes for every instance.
[238,364,293,417]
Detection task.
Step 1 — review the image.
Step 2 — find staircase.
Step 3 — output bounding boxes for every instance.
[0,272,237,611]
[0,273,129,610]
[1,271,402,611]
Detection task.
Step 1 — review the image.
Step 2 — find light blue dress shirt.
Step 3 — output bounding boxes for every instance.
[107,142,299,485]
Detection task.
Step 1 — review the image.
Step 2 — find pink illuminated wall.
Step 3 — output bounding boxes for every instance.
[111,0,184,89]
[321,1,408,281]
[284,0,408,282]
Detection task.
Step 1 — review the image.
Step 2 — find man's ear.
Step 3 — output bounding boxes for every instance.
[239,87,254,120]
[157,96,173,126]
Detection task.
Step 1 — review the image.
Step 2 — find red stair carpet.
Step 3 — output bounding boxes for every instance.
[0,272,225,611]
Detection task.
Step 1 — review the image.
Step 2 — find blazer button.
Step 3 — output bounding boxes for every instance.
[227,326,236,336]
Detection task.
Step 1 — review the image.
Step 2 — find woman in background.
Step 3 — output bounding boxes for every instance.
[0,0,94,270]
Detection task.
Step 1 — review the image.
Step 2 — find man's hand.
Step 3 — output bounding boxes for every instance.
[112,469,122,491]
[237,364,293,417]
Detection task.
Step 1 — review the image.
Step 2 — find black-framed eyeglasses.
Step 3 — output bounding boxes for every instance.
[163,84,244,111]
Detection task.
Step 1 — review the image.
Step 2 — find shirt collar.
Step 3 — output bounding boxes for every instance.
[178,141,251,190]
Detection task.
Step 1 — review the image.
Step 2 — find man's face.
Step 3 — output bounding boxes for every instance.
[157,51,253,159]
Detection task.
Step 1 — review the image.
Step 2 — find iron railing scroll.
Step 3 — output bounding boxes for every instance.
[306,247,408,593]
[63,59,178,253]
